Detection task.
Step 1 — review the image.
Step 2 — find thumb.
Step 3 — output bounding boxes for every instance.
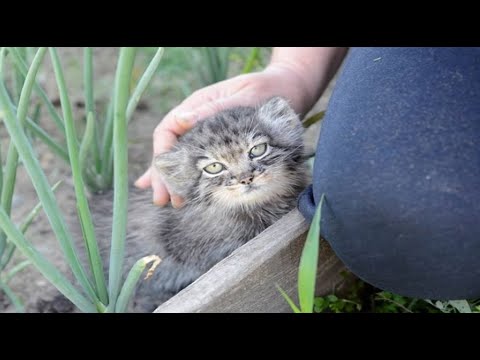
[134,167,152,189]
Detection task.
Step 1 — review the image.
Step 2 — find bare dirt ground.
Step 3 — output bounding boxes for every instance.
[0,48,335,312]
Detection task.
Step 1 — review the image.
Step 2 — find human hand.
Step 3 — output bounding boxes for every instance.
[134,65,311,208]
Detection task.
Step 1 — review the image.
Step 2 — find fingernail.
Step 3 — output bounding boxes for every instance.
[153,194,166,207]
[177,112,196,125]
[171,195,185,209]
[134,179,147,189]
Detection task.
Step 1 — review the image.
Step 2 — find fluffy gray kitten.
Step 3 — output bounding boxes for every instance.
[43,97,309,313]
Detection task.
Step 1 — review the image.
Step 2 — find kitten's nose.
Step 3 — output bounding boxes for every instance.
[240,175,254,185]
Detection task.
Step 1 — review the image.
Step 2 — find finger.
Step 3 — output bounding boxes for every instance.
[151,113,197,156]
[152,169,170,206]
[134,167,152,188]
[177,100,228,125]
[154,97,245,160]
[153,128,179,155]
[180,96,254,125]
[171,194,185,209]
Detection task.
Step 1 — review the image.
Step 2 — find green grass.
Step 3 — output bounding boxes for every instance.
[277,194,325,313]
[313,276,480,313]
[50,47,109,305]
[0,47,165,312]
[81,47,165,192]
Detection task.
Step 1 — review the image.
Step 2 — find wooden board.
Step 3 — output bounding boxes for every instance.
[154,208,349,313]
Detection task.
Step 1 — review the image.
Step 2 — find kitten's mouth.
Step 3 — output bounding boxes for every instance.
[228,184,259,192]
[243,184,258,193]
[232,173,271,191]
[217,172,287,206]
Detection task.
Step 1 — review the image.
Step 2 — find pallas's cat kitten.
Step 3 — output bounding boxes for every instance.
[47,97,309,313]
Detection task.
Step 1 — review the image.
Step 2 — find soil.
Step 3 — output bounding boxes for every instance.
[0,47,336,313]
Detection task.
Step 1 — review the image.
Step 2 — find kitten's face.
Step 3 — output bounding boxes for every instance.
[155,97,306,209]
[194,133,296,207]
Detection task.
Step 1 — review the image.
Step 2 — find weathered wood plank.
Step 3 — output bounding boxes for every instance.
[154,208,349,313]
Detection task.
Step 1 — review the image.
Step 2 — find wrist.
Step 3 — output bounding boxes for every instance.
[264,48,349,118]
[262,63,315,118]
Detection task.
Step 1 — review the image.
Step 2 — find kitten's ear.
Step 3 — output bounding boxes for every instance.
[257,96,300,128]
[154,149,192,199]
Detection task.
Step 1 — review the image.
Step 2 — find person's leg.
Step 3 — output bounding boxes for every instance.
[298,47,480,300]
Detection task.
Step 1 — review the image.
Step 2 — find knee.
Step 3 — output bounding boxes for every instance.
[319,190,480,300]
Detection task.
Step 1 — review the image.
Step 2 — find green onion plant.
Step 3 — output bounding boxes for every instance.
[0,47,163,312]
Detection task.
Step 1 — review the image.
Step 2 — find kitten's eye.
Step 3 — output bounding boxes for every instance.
[249,143,268,158]
[203,162,224,174]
